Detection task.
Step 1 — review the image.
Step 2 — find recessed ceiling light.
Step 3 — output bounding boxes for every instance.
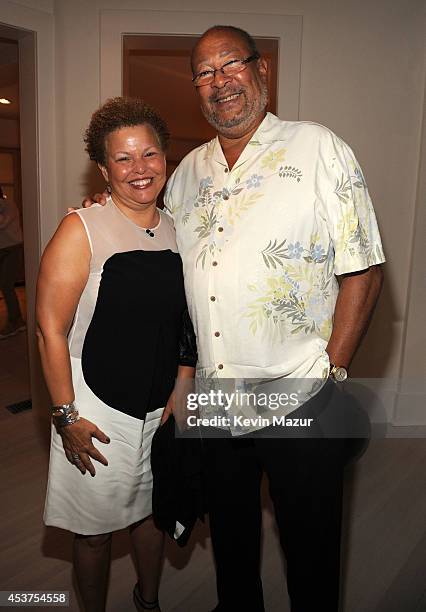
[0,98,12,105]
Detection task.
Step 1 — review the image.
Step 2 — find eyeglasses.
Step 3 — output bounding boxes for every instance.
[192,53,260,87]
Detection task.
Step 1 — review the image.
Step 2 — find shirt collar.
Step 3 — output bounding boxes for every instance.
[248,112,286,145]
[204,112,286,168]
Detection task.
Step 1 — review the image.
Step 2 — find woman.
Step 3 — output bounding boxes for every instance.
[36,97,196,612]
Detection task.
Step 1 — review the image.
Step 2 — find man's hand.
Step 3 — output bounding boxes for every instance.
[82,190,109,208]
[67,190,109,213]
[58,416,110,476]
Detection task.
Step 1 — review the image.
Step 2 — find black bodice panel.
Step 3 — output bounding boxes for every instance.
[82,250,188,419]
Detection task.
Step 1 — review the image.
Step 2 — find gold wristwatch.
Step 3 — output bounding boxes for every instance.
[329,363,348,382]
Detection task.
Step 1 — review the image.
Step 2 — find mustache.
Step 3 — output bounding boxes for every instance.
[209,88,244,103]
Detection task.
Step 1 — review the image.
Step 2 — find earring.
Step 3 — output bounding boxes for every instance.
[106,183,112,194]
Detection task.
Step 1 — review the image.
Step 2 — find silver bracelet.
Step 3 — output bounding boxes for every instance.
[51,402,80,428]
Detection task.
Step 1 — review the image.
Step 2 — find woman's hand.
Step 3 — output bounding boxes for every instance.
[161,391,175,425]
[161,371,195,431]
[67,190,109,214]
[57,417,110,476]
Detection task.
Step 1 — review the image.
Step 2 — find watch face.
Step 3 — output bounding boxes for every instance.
[334,367,348,382]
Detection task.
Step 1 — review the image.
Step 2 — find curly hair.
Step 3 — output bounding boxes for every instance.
[84,97,170,165]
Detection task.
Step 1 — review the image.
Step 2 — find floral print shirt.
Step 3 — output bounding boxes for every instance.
[165,113,385,383]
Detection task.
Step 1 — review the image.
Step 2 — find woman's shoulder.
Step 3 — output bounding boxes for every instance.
[42,207,91,261]
[66,201,114,241]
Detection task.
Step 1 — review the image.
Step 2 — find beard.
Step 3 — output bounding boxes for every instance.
[201,81,269,134]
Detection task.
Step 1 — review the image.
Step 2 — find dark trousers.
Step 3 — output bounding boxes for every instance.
[203,384,348,611]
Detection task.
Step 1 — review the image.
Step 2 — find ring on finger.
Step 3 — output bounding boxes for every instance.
[72,453,81,463]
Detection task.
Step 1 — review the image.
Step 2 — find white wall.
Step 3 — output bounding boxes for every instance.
[394,75,426,424]
[7,0,54,14]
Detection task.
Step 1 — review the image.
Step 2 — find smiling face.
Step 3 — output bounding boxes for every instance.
[99,124,166,212]
[192,29,268,139]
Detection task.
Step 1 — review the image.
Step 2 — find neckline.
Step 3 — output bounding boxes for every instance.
[210,114,270,170]
[109,197,162,232]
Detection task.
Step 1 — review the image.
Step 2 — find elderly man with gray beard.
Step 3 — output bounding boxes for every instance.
[165,25,384,612]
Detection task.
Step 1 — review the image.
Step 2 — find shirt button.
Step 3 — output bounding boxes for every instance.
[212,261,218,266]
[217,227,223,232]
[223,194,229,200]
[218,364,224,370]
[224,167,229,173]
[210,296,216,301]
[214,331,220,337]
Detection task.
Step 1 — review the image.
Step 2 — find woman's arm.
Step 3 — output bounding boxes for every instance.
[36,213,90,403]
[161,365,195,427]
[161,308,197,426]
[36,213,109,475]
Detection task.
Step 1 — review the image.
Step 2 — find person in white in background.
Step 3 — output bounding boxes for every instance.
[0,185,26,339]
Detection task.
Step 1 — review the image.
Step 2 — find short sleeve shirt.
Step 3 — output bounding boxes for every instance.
[165,113,385,382]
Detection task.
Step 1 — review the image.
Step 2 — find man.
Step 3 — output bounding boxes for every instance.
[164,26,384,611]
[86,25,384,611]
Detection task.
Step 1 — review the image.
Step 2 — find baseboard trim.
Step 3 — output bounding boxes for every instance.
[392,391,426,426]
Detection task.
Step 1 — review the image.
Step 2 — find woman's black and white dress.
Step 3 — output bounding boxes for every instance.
[44,198,190,535]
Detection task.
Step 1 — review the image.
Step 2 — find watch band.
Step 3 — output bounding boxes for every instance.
[329,363,348,382]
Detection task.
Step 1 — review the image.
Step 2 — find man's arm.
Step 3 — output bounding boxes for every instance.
[326,264,384,368]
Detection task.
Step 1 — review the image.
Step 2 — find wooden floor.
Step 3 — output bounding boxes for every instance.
[1,291,426,611]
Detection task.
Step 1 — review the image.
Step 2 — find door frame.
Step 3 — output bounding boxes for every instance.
[100,9,302,119]
[0,2,57,422]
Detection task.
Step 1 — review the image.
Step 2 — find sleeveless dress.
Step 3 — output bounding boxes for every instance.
[43,198,188,535]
